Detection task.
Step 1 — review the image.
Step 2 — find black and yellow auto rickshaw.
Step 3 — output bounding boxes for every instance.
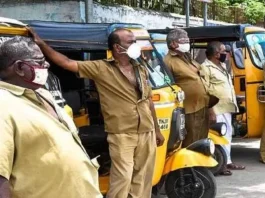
[1,17,218,197]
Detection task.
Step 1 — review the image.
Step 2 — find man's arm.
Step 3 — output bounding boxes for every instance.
[0,176,10,198]
[149,98,160,133]
[149,98,165,147]
[27,27,78,73]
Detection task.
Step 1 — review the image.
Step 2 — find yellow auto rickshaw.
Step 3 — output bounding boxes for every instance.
[0,18,219,197]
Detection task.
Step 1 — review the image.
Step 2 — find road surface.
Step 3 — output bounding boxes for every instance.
[216,138,265,198]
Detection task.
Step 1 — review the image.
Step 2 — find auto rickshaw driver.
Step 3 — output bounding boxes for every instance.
[28,27,165,198]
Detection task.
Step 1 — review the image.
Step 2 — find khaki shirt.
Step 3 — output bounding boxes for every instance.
[0,81,102,198]
[164,52,209,114]
[201,59,238,115]
[78,58,154,133]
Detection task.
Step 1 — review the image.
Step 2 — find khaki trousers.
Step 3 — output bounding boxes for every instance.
[106,131,156,198]
[182,107,209,148]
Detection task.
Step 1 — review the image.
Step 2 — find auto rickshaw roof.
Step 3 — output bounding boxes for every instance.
[149,25,251,42]
[25,20,144,51]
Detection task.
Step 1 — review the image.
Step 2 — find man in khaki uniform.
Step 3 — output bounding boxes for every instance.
[202,41,245,175]
[0,36,102,198]
[29,28,165,198]
[164,29,216,147]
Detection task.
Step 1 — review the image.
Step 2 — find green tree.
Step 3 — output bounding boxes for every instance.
[215,0,265,24]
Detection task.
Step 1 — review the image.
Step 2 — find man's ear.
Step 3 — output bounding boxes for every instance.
[170,41,178,49]
[13,61,25,77]
[113,43,120,53]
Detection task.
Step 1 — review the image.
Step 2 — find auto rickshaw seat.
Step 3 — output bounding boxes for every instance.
[232,95,246,116]
[78,125,107,147]
[62,91,82,115]
[232,106,246,116]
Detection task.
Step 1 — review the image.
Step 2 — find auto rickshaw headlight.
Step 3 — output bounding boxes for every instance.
[209,139,215,155]
[210,122,227,136]
[168,108,186,151]
[221,124,227,136]
[186,138,215,156]
[177,90,185,103]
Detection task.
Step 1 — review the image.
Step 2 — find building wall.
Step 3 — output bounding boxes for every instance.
[0,1,82,22]
[0,1,231,28]
[90,3,231,28]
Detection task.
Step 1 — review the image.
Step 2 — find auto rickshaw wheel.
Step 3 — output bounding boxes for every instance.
[209,145,227,175]
[165,167,217,198]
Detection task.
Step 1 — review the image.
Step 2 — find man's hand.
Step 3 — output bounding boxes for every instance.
[26,27,45,46]
[209,108,216,125]
[156,128,165,147]
[26,27,78,73]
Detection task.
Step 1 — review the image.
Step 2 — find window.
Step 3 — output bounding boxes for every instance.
[232,42,244,69]
[141,50,173,88]
[245,33,265,69]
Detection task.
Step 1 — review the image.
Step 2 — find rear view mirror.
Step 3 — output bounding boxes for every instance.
[236,41,246,48]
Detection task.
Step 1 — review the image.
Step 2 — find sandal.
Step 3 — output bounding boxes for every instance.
[227,163,245,170]
[219,169,232,176]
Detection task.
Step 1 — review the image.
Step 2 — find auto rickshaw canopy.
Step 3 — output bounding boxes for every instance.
[149,24,252,42]
[24,21,146,51]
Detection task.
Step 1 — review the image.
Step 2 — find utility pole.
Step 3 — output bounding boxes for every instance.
[199,0,212,26]
[186,0,190,27]
[85,0,93,23]
[203,2,207,26]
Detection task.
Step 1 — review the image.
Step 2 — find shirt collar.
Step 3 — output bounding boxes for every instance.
[0,81,26,96]
[205,59,226,70]
[169,49,178,56]
[104,57,141,67]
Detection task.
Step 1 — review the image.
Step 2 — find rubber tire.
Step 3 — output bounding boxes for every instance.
[165,167,217,198]
[210,145,227,176]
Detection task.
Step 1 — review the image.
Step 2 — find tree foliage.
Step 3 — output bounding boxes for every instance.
[215,0,265,24]
[95,0,264,24]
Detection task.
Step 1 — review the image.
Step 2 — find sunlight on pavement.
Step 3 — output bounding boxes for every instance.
[238,183,265,193]
[232,139,260,149]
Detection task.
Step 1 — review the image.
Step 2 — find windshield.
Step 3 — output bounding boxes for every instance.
[141,49,173,88]
[153,42,168,59]
[246,33,265,69]
[137,40,173,88]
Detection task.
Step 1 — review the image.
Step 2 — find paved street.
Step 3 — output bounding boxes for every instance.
[153,138,265,198]
[216,138,265,198]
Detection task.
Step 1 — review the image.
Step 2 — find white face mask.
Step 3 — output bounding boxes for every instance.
[32,68,48,85]
[177,43,190,53]
[119,43,141,60]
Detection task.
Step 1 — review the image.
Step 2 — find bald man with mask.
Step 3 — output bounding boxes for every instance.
[28,27,165,198]
[202,41,245,175]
